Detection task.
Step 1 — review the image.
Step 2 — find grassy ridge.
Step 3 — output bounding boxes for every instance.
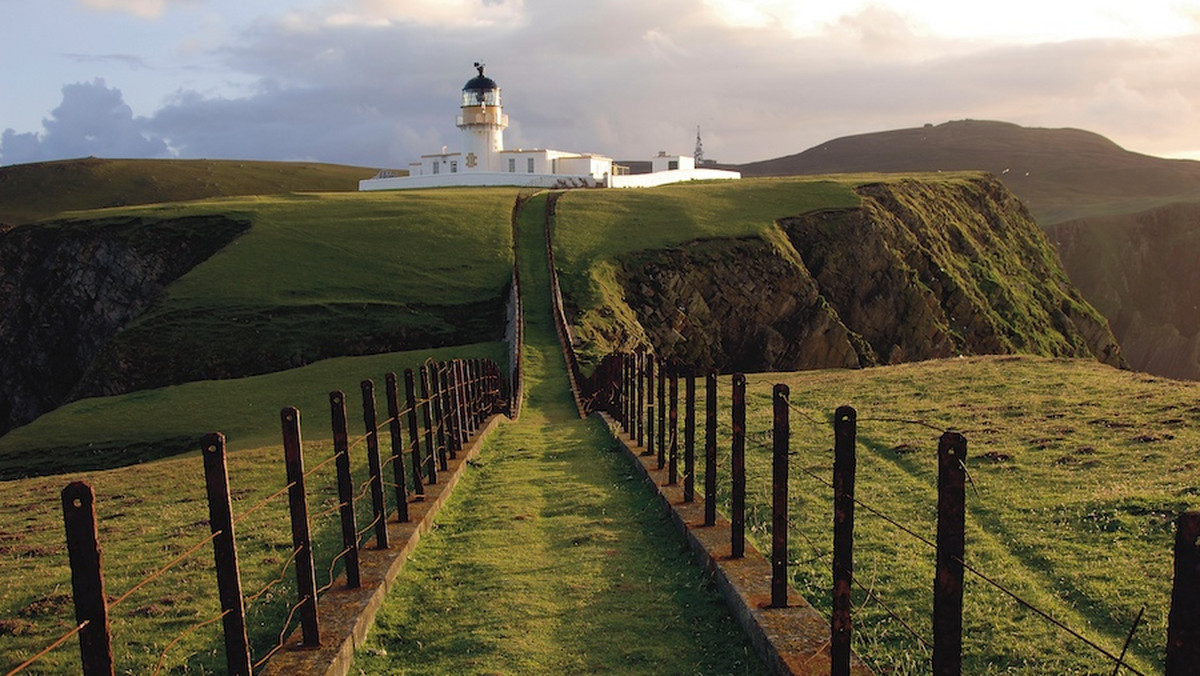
[0,157,378,225]
[727,356,1199,674]
[553,177,861,306]
[0,342,505,479]
[64,189,517,392]
[550,177,865,368]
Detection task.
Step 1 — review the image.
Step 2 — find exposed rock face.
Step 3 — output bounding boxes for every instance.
[1047,202,1200,380]
[784,179,1124,368]
[575,176,1123,373]
[619,238,861,373]
[0,215,249,436]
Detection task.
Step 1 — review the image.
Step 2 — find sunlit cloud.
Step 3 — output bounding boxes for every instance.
[304,0,527,29]
[78,0,168,19]
[701,0,1200,42]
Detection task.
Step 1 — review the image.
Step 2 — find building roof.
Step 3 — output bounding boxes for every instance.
[463,62,498,91]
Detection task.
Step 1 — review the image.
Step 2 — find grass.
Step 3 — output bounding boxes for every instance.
[354,192,769,675]
[0,157,377,225]
[0,340,506,674]
[0,342,506,479]
[683,355,1199,674]
[53,189,518,391]
[549,177,864,371]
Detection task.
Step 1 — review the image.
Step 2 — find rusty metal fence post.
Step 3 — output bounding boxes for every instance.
[625,353,633,434]
[832,406,857,676]
[667,366,678,479]
[419,366,438,485]
[645,356,656,458]
[384,373,410,523]
[1167,511,1200,673]
[437,362,458,460]
[281,407,320,646]
[657,361,666,467]
[934,431,967,676]
[771,384,790,608]
[684,371,696,502]
[429,364,449,471]
[731,373,746,559]
[201,433,252,676]
[329,392,361,588]
[403,369,425,495]
[705,372,718,527]
[61,481,114,676]
[360,381,389,549]
[636,351,645,447]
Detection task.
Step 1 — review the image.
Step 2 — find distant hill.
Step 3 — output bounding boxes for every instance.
[0,157,379,225]
[739,120,1200,225]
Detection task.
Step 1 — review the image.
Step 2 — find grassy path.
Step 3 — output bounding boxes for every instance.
[355,194,767,674]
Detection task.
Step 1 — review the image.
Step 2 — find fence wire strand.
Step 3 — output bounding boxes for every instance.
[244,545,303,605]
[109,530,222,610]
[3,621,88,676]
[150,609,231,676]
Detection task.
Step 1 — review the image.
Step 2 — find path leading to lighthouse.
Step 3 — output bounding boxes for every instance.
[354,194,768,674]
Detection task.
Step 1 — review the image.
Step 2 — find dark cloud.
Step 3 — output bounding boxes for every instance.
[0,78,168,165]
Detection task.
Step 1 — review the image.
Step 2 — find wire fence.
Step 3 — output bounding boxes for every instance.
[6,357,505,676]
[596,351,1199,676]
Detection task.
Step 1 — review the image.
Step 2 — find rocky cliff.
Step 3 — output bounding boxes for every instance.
[1048,202,1200,380]
[566,176,1123,373]
[0,215,250,436]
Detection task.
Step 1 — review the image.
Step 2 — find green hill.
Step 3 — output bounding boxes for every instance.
[0,188,516,437]
[0,157,380,225]
[552,174,1120,376]
[739,119,1200,225]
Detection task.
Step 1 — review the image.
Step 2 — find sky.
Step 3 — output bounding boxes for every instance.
[2,0,1200,168]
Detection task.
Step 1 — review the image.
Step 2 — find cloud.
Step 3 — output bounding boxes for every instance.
[0,79,169,165]
[63,53,153,69]
[11,0,1200,167]
[78,0,169,19]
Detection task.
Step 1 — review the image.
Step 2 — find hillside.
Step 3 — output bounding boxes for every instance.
[1048,202,1200,380]
[739,120,1200,225]
[740,120,1200,380]
[0,189,516,437]
[0,157,378,225]
[552,175,1121,375]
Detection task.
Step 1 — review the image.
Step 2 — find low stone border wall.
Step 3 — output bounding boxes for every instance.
[261,414,505,676]
[599,412,874,676]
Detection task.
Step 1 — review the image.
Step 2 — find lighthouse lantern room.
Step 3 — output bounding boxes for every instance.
[456,62,508,171]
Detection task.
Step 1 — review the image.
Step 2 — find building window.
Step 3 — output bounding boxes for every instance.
[450,161,457,173]
[668,160,679,170]
[508,158,516,173]
[432,162,439,175]
[527,157,535,173]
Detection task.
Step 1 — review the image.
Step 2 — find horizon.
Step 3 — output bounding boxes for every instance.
[4,1,1200,167]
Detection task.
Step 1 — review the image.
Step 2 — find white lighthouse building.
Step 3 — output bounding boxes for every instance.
[359,64,740,191]
[457,64,507,172]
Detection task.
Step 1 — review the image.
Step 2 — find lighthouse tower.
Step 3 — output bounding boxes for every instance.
[456,63,508,171]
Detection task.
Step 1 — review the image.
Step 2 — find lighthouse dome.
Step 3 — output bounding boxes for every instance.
[462,63,500,106]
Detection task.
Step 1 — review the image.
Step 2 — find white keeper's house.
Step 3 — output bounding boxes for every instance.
[359,64,741,191]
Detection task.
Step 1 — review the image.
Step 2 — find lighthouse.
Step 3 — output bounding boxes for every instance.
[358,62,741,190]
[456,62,508,171]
